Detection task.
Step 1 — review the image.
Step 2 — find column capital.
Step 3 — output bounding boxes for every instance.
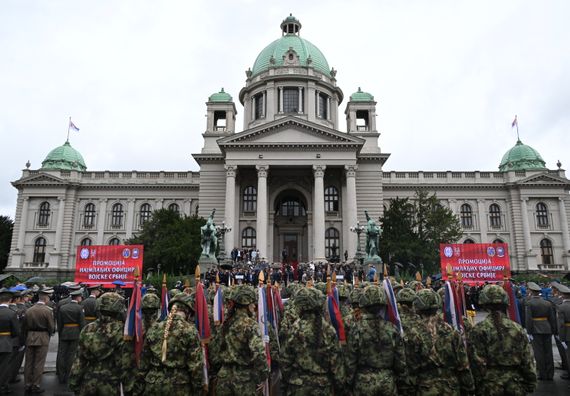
[58,197,66,202]
[344,165,358,178]
[313,165,326,178]
[225,164,237,178]
[520,197,529,203]
[559,197,567,202]
[98,198,108,204]
[256,165,269,178]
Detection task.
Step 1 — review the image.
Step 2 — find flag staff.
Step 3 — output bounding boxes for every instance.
[67,116,71,142]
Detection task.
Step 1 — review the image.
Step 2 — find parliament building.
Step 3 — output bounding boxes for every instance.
[7,16,570,278]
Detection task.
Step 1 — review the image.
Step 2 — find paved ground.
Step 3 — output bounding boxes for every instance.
[5,316,570,395]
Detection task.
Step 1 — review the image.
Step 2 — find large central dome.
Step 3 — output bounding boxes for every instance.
[251,15,330,77]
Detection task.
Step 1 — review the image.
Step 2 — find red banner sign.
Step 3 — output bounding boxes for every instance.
[74,245,143,287]
[440,243,510,284]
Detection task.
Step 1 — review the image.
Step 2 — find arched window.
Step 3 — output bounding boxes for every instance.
[536,202,549,228]
[280,199,306,217]
[489,203,501,228]
[109,237,121,246]
[139,203,152,225]
[324,186,339,212]
[325,228,340,259]
[111,203,123,228]
[84,203,96,228]
[168,203,180,214]
[80,237,92,246]
[33,237,46,263]
[243,186,257,212]
[540,239,553,265]
[464,238,475,244]
[38,202,50,226]
[492,238,504,244]
[242,227,256,249]
[460,204,473,228]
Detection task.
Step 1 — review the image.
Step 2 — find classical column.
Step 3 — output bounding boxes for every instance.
[262,91,266,117]
[54,197,66,252]
[558,198,570,256]
[126,199,136,239]
[251,97,255,120]
[326,96,331,120]
[520,198,532,253]
[225,165,237,253]
[477,199,488,243]
[96,199,108,245]
[256,165,269,259]
[155,199,164,210]
[16,197,29,252]
[345,165,358,258]
[313,165,326,262]
[278,87,283,113]
[183,199,192,217]
[298,87,303,113]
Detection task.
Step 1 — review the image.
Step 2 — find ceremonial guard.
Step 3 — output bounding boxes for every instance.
[81,285,102,325]
[525,281,556,380]
[7,287,27,385]
[555,283,570,383]
[0,288,20,395]
[210,285,269,396]
[469,284,537,395]
[346,284,410,395]
[281,287,344,395]
[24,287,55,394]
[56,289,85,385]
[69,292,135,395]
[141,293,160,336]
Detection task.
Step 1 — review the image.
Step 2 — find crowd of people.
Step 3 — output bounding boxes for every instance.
[0,272,569,395]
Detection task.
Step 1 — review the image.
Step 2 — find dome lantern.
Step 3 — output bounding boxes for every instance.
[280,14,302,36]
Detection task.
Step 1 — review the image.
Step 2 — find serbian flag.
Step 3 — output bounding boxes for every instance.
[69,117,80,132]
[159,274,169,321]
[213,284,224,325]
[511,115,518,128]
[124,270,143,366]
[257,281,271,396]
[382,278,403,336]
[326,279,346,343]
[503,280,522,324]
[443,281,465,333]
[195,273,211,389]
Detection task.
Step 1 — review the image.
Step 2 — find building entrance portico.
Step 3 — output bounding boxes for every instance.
[272,187,309,263]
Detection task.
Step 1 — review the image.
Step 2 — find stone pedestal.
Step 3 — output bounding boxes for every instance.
[198,255,218,273]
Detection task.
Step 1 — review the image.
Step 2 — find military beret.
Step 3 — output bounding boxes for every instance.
[70,289,84,297]
[527,282,541,292]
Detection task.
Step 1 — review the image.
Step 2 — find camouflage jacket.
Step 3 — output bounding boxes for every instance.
[281,311,345,389]
[405,314,474,395]
[468,311,536,395]
[209,308,269,385]
[69,315,135,395]
[139,314,203,390]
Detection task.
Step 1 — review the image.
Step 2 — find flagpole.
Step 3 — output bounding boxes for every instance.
[67,116,71,142]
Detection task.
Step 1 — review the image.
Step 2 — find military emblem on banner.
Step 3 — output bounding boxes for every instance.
[122,248,131,258]
[444,246,453,258]
[497,246,505,257]
[132,248,140,259]
[80,248,89,259]
[487,246,495,257]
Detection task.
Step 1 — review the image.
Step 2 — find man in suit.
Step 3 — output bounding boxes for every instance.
[0,288,20,395]
[556,284,570,383]
[81,285,102,325]
[56,289,85,385]
[525,282,557,381]
[24,288,55,394]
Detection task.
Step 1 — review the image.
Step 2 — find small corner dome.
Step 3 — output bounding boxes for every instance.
[208,88,233,102]
[499,140,547,172]
[41,141,87,172]
[350,87,374,102]
[251,15,330,77]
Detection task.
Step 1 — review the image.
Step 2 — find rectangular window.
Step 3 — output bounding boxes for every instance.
[318,92,328,119]
[254,93,264,120]
[283,88,299,113]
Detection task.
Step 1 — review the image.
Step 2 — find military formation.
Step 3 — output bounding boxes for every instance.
[1,275,570,395]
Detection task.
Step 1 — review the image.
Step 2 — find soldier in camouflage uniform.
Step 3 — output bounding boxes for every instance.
[344,285,364,338]
[139,293,203,395]
[346,285,411,395]
[69,292,135,396]
[210,285,269,396]
[281,287,345,395]
[406,288,474,396]
[279,283,302,345]
[141,293,160,336]
[397,287,419,331]
[468,284,536,395]
[336,283,351,318]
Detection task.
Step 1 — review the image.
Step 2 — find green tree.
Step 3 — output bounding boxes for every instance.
[126,209,205,275]
[0,215,14,272]
[380,191,462,275]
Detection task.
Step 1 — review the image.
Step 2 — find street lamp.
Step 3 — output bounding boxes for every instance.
[215,221,232,267]
[349,221,365,273]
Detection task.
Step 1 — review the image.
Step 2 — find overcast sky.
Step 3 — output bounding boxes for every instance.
[1,0,569,218]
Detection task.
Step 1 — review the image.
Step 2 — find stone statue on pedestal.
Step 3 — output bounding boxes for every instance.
[364,210,382,265]
[200,209,218,259]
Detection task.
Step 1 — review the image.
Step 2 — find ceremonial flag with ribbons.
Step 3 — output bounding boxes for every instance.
[443,281,465,333]
[124,269,143,366]
[194,267,211,390]
[257,276,271,396]
[213,283,224,325]
[160,274,169,321]
[382,277,403,336]
[503,280,522,324]
[326,275,346,343]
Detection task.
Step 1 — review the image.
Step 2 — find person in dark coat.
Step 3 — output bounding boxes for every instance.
[81,285,102,325]
[0,288,20,395]
[56,289,85,384]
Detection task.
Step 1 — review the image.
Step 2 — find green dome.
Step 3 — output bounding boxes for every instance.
[251,16,330,77]
[499,140,547,172]
[350,87,374,102]
[208,88,232,102]
[41,141,87,172]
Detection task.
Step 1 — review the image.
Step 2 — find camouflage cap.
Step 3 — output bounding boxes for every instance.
[407,280,423,290]
[413,289,442,312]
[97,292,126,315]
[396,287,417,304]
[315,282,327,295]
[349,287,364,307]
[437,287,446,299]
[168,293,195,312]
[169,288,182,299]
[359,285,387,307]
[294,287,324,312]
[285,282,302,298]
[142,292,161,310]
[336,283,350,299]
[230,285,256,306]
[479,284,509,306]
